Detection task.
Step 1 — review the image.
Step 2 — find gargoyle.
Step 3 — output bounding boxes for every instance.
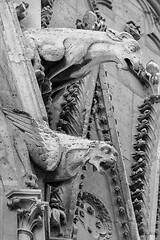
[2,108,117,181]
[24,27,142,96]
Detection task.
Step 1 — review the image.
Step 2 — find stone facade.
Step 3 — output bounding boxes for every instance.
[0,0,160,240]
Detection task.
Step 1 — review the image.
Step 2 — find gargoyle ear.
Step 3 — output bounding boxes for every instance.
[118,32,133,40]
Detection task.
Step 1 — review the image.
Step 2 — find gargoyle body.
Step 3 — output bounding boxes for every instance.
[2,108,117,181]
[24,28,142,95]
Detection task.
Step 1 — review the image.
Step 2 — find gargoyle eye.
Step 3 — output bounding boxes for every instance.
[100,146,111,154]
[113,151,118,157]
[128,45,137,52]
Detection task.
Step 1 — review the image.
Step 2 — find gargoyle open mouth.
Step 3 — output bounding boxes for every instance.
[124,58,141,71]
[100,161,112,171]
[124,58,132,68]
[91,161,113,173]
[116,58,130,70]
[88,156,116,174]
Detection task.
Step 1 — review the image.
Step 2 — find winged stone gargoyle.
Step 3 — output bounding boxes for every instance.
[24,27,143,95]
[2,108,118,181]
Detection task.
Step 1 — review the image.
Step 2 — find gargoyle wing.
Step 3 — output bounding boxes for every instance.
[2,108,61,171]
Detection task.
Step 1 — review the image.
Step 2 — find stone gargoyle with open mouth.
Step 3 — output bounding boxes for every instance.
[2,108,118,181]
[24,27,143,96]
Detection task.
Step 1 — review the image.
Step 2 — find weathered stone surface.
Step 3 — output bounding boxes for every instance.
[1,0,160,239]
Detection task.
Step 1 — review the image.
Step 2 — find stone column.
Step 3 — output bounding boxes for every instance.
[11,0,41,28]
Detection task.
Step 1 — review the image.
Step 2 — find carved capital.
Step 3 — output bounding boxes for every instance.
[6,189,48,240]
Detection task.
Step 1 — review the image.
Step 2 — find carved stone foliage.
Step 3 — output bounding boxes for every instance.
[41,0,54,28]
[86,77,112,142]
[124,21,142,40]
[7,189,48,240]
[57,80,86,136]
[14,1,29,21]
[155,176,160,239]
[130,95,160,237]
[77,192,112,239]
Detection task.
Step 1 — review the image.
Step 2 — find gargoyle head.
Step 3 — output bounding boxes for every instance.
[83,30,142,75]
[86,142,118,174]
[112,32,143,71]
